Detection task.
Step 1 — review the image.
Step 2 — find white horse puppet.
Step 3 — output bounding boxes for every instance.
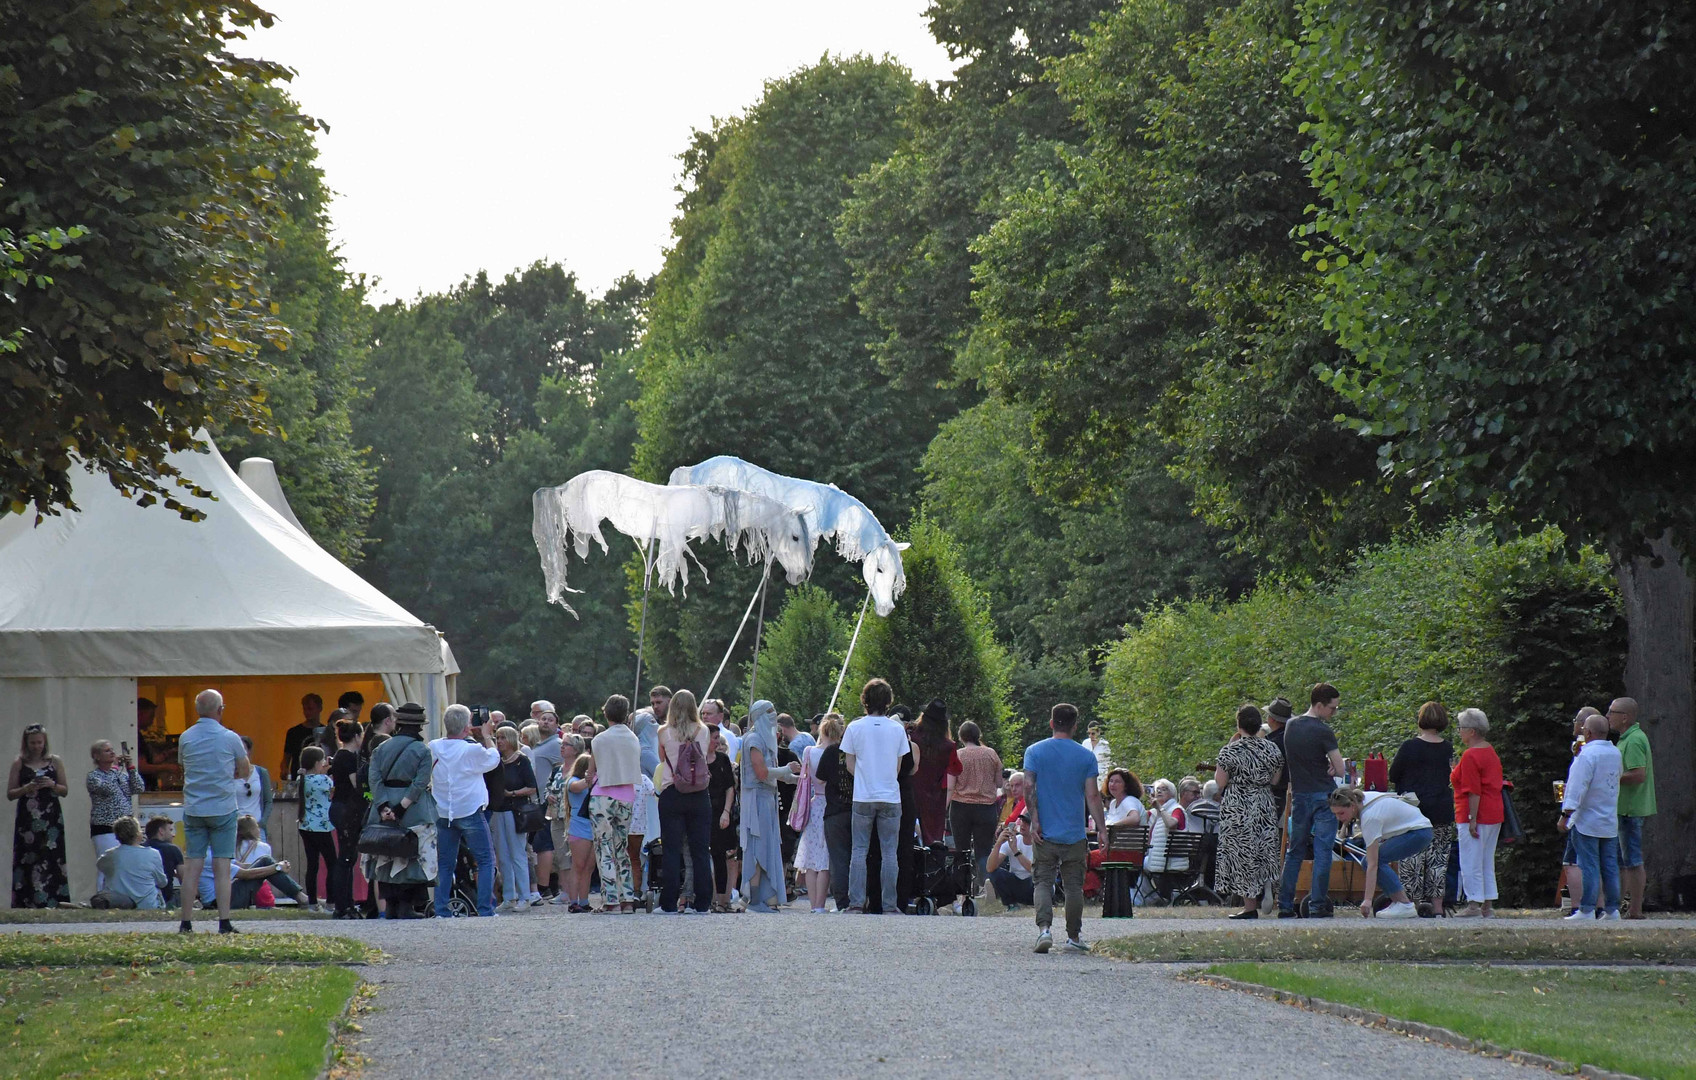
[532,471,812,617]
[667,456,906,616]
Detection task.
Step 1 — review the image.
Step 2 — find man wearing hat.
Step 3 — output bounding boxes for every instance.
[364,703,436,918]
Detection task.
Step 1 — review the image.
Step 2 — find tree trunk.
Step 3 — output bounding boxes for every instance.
[1617,533,1695,908]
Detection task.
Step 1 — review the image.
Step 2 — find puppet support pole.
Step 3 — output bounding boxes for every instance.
[826,588,872,715]
[703,569,769,703]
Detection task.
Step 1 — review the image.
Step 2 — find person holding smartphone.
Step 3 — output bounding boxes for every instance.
[985,815,1036,911]
[87,739,144,892]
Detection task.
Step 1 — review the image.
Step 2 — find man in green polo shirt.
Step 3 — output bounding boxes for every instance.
[1608,697,1655,919]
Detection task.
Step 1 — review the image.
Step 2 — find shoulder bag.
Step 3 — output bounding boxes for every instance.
[356,746,419,859]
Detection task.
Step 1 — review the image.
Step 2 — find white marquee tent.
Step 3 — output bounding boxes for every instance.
[0,436,457,904]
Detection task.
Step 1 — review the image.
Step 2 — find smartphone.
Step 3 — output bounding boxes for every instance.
[120,740,131,758]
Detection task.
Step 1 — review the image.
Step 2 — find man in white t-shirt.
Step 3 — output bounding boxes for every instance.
[986,815,1036,910]
[839,678,911,914]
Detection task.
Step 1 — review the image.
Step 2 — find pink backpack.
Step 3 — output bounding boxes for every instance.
[668,736,710,794]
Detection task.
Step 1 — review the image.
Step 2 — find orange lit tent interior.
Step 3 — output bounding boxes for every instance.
[0,436,457,905]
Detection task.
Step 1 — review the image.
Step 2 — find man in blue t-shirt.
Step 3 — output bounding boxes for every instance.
[1022,703,1105,954]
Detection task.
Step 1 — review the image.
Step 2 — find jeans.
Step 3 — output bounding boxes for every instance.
[435,813,496,917]
[488,809,532,905]
[1034,838,1088,939]
[850,801,901,911]
[1457,822,1500,901]
[950,802,999,894]
[1278,791,1338,912]
[1617,815,1645,868]
[658,786,713,913]
[1370,828,1433,896]
[824,810,852,911]
[989,866,1034,907]
[231,857,302,909]
[1573,830,1621,915]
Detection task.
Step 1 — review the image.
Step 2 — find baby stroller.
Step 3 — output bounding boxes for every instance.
[642,837,665,913]
[910,841,976,916]
[441,842,480,917]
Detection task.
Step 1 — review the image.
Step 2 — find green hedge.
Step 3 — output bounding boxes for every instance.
[1100,524,1625,905]
[847,518,1016,752]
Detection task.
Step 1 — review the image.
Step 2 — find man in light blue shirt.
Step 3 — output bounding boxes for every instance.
[175,688,251,934]
[1559,713,1622,921]
[1022,703,1105,954]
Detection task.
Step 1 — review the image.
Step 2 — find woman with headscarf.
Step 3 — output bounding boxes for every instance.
[911,699,962,846]
[739,700,798,913]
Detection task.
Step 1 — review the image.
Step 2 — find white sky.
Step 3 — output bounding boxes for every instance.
[246,1,958,303]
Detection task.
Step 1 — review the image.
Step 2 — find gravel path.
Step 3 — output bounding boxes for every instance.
[15,904,1577,1078]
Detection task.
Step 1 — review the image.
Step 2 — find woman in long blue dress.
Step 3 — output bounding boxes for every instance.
[739,701,796,913]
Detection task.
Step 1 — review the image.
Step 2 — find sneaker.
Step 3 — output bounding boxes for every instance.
[497,900,515,913]
[549,893,570,905]
[1277,909,1299,919]
[1604,910,1623,921]
[1034,929,1053,953]
[1004,903,1022,914]
[1379,901,1419,920]
[1563,909,1594,924]
[951,900,963,915]
[1065,936,1091,953]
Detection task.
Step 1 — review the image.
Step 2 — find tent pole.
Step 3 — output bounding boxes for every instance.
[827,588,872,715]
[632,522,659,704]
[748,562,771,705]
[703,568,769,703]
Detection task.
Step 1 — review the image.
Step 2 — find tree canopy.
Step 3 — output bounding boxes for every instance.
[1,0,300,519]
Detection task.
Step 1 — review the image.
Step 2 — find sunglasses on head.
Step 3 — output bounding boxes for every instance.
[24,724,45,734]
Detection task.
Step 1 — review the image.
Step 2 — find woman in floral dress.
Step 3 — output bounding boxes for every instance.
[9,724,70,908]
[1213,704,1284,919]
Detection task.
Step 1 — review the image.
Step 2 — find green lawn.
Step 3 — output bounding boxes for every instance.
[1207,962,1696,1080]
[0,907,326,925]
[1097,924,1696,963]
[0,932,379,968]
[0,964,362,1079]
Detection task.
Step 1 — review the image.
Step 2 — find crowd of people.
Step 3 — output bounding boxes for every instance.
[7,676,1662,939]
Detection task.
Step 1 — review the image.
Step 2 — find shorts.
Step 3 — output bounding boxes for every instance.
[1561,830,1578,866]
[1618,815,1645,868]
[185,811,239,860]
[530,821,556,853]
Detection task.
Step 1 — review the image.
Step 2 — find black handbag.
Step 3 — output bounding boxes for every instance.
[512,802,547,834]
[1499,780,1525,845]
[357,744,421,858]
[357,822,419,859]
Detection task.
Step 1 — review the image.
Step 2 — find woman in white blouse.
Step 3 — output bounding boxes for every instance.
[1103,768,1144,827]
[1328,786,1432,919]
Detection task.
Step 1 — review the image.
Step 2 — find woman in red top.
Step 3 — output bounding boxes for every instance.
[1449,708,1503,917]
[911,700,964,845]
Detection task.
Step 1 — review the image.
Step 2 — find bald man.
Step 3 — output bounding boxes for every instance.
[1608,697,1656,918]
[176,689,251,934]
[1559,713,1622,921]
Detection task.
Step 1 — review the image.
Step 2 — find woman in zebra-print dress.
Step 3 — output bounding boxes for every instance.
[1213,704,1284,919]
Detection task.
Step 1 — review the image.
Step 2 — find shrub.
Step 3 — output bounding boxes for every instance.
[1100,523,1625,904]
[847,519,1015,751]
[746,584,851,719]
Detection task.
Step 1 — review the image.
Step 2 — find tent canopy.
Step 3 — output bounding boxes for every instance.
[0,436,448,679]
